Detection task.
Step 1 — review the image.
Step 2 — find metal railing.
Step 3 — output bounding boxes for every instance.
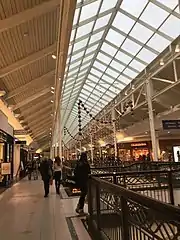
[87,176,180,240]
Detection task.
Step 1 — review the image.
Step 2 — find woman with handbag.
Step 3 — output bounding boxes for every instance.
[40,158,53,198]
[53,156,62,195]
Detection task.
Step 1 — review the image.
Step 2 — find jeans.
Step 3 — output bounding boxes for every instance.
[54,171,61,194]
[78,185,88,210]
[43,178,50,196]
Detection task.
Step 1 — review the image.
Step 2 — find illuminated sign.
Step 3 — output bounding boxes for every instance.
[131,143,147,147]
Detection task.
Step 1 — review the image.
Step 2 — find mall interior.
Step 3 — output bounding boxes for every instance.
[0,0,180,239]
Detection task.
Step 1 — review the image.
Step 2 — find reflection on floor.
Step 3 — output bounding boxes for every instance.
[0,179,91,240]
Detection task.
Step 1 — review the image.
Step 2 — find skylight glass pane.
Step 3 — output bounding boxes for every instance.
[156,0,178,9]
[71,51,84,61]
[89,94,99,101]
[76,22,94,38]
[102,74,114,84]
[101,42,117,56]
[69,60,81,70]
[91,67,103,77]
[113,81,125,89]
[122,1,148,17]
[93,61,107,72]
[88,74,99,83]
[117,74,131,85]
[123,68,138,79]
[97,52,112,65]
[73,38,88,52]
[86,44,98,54]
[160,15,180,38]
[94,14,111,30]
[115,51,132,64]
[113,12,135,34]
[106,29,126,46]
[79,0,100,22]
[129,59,146,72]
[106,68,119,78]
[73,8,80,26]
[100,0,118,13]
[89,31,104,44]
[140,2,169,28]
[121,39,142,55]
[130,22,154,43]
[110,60,125,72]
[83,54,95,63]
[137,48,157,63]
[86,80,96,88]
[147,34,171,52]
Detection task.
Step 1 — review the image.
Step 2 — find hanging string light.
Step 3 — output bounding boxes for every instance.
[78,100,82,136]
[64,126,80,142]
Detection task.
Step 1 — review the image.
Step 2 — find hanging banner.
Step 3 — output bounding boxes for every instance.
[1,163,11,175]
[162,120,180,130]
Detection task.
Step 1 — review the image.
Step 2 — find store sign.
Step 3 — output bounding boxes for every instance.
[131,143,147,147]
[1,163,11,175]
[14,130,27,135]
[15,140,26,145]
[162,120,180,130]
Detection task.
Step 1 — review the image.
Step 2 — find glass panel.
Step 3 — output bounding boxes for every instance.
[88,74,99,83]
[140,2,169,28]
[89,94,99,101]
[115,51,132,64]
[121,39,142,55]
[113,81,125,89]
[129,59,146,72]
[110,59,125,72]
[130,22,154,43]
[79,0,100,22]
[71,51,84,62]
[106,29,126,46]
[121,0,148,18]
[94,14,111,30]
[97,52,112,65]
[147,33,171,52]
[117,74,131,85]
[102,74,114,84]
[83,53,95,63]
[156,0,178,9]
[101,42,117,56]
[73,8,80,26]
[91,67,103,77]
[73,38,88,52]
[105,68,119,78]
[89,31,104,44]
[137,48,157,63]
[93,61,107,72]
[113,12,135,34]
[100,0,118,13]
[160,15,180,38]
[69,60,82,70]
[76,22,94,38]
[86,44,99,54]
[123,68,138,79]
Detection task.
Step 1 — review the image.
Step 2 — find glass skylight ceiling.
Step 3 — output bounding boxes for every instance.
[61,0,180,143]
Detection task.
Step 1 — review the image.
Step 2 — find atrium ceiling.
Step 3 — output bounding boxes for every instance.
[62,0,180,144]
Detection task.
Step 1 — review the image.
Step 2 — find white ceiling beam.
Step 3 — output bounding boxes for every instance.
[31,120,52,133]
[5,71,54,100]
[0,44,56,78]
[25,105,52,123]
[0,0,60,33]
[13,88,50,111]
[28,115,51,127]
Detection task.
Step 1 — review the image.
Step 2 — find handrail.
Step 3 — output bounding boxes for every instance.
[90,176,180,219]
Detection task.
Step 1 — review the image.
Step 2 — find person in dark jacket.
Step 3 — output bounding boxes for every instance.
[74,152,91,214]
[40,158,52,198]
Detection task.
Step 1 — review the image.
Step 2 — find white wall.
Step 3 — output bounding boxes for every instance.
[0,111,14,136]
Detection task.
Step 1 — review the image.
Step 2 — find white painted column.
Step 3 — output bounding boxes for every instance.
[156,133,161,160]
[146,80,158,161]
[112,108,118,159]
[90,134,94,165]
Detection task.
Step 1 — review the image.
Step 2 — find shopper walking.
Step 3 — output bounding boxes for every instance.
[54,156,62,195]
[40,158,52,198]
[74,152,91,214]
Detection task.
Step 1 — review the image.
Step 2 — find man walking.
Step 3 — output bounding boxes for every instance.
[40,158,52,198]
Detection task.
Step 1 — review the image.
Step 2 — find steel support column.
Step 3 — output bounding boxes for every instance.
[146,80,158,161]
[112,108,118,159]
[90,133,94,165]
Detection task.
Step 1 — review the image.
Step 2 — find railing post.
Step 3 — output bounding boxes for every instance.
[168,171,174,205]
[96,184,101,230]
[120,196,129,240]
[88,179,93,216]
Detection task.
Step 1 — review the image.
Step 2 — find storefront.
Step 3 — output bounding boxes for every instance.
[0,129,14,186]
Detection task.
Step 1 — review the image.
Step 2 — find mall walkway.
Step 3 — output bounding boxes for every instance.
[0,179,91,240]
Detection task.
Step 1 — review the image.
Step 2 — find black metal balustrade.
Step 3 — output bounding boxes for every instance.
[87,176,180,240]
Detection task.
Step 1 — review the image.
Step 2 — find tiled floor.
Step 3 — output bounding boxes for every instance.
[0,179,91,240]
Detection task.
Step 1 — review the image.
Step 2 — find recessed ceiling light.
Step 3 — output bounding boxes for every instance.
[145,131,148,134]
[168,131,170,134]
[51,91,54,94]
[160,59,164,66]
[175,44,180,53]
[51,100,54,103]
[0,90,6,97]
[51,87,55,90]
[52,54,56,59]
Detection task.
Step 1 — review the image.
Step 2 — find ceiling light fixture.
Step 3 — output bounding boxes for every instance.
[51,91,54,94]
[160,59,164,66]
[125,91,128,96]
[52,54,57,59]
[0,90,6,97]
[51,100,54,103]
[175,44,180,53]
[51,87,55,90]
